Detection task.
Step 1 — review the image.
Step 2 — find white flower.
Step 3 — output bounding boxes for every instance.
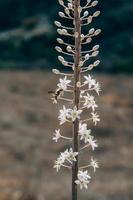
[90,157,99,173]
[54,148,78,172]
[79,123,92,143]
[75,170,91,189]
[57,76,71,91]
[67,148,78,162]
[60,149,70,162]
[53,129,61,142]
[53,160,62,172]
[83,94,98,111]
[60,148,78,163]
[58,106,70,125]
[93,82,101,95]
[79,123,87,133]
[91,112,100,125]
[84,75,96,88]
[69,106,82,121]
[88,136,98,150]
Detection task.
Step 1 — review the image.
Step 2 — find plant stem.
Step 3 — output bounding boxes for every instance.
[72,0,81,200]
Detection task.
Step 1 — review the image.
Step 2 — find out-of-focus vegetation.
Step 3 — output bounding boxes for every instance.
[0,0,132,73]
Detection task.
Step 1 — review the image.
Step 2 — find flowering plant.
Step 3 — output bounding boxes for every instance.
[50,0,101,199]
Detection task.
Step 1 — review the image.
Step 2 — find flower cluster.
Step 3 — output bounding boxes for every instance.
[79,123,98,150]
[50,0,101,192]
[54,148,78,172]
[58,106,82,124]
[75,170,91,189]
[57,76,71,91]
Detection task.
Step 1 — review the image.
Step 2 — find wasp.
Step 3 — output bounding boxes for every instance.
[48,89,63,103]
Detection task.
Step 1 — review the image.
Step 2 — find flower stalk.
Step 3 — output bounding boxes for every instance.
[50,0,102,199]
[72,0,81,199]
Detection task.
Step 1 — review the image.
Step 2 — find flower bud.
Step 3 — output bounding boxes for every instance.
[76,82,81,87]
[52,69,60,74]
[57,38,64,44]
[62,29,68,35]
[66,46,72,52]
[93,45,100,51]
[57,29,63,35]
[65,8,70,15]
[84,11,89,17]
[81,34,85,40]
[68,3,73,9]
[94,60,100,66]
[95,29,101,35]
[59,12,65,18]
[79,61,84,67]
[54,21,61,27]
[86,37,92,43]
[87,16,92,24]
[58,56,64,62]
[93,11,101,17]
[85,54,90,60]
[89,28,95,35]
[88,64,94,70]
[92,51,99,57]
[92,0,98,7]
[55,46,62,53]
[58,0,64,6]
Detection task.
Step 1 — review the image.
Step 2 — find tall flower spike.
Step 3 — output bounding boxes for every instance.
[50,0,102,199]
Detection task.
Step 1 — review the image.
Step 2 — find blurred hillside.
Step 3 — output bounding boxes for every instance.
[0,0,133,72]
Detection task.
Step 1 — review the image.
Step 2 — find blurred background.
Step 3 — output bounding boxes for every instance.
[0,0,132,200]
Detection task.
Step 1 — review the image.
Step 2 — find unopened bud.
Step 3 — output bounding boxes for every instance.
[76,82,81,87]
[55,46,62,53]
[93,11,101,17]
[59,12,65,18]
[85,54,90,60]
[94,60,100,66]
[93,45,100,51]
[66,46,72,52]
[87,16,92,24]
[84,11,89,17]
[92,0,98,7]
[58,0,64,6]
[54,21,61,27]
[92,51,99,57]
[86,37,92,43]
[95,29,101,35]
[88,64,94,70]
[52,69,60,74]
[79,61,84,67]
[57,38,64,44]
[89,28,95,35]
[68,3,73,9]
[58,56,64,62]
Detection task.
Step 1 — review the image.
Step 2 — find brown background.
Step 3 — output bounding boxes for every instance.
[0,71,132,200]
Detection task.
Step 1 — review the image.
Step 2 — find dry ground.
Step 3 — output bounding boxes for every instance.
[0,71,132,200]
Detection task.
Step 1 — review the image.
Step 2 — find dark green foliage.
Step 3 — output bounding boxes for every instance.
[0,0,132,72]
